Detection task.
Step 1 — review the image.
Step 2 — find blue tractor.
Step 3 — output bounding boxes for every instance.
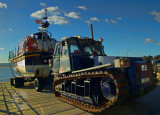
[51,32,155,113]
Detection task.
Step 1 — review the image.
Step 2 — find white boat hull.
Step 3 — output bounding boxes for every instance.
[9,52,52,79]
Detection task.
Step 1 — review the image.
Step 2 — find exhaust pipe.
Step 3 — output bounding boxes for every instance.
[90,24,94,40]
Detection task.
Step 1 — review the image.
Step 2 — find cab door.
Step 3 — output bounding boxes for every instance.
[53,43,61,73]
[59,41,71,73]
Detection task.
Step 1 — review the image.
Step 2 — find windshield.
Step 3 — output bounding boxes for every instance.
[79,39,104,55]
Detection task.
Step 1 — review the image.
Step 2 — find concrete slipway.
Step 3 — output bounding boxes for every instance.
[0,82,160,115]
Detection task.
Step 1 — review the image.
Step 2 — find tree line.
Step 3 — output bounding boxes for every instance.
[143,55,160,61]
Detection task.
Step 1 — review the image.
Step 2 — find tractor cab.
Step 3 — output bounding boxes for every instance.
[52,36,105,74]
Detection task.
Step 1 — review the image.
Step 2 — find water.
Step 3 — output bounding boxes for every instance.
[0,63,18,82]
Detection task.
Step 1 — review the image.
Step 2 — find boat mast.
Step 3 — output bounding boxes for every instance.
[38,8,50,40]
[43,8,48,32]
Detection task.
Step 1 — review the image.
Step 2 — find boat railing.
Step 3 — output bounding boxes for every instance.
[9,36,56,60]
[9,46,20,59]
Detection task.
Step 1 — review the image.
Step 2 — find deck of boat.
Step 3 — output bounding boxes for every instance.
[0,82,160,115]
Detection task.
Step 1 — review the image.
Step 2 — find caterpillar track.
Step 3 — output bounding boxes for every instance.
[53,71,130,113]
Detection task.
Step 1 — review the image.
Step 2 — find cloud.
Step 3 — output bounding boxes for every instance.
[106,19,118,23]
[77,6,87,10]
[0,48,4,50]
[110,19,118,23]
[30,7,71,25]
[149,10,160,22]
[105,17,122,23]
[9,28,13,31]
[30,6,61,19]
[115,17,122,20]
[65,12,80,19]
[90,17,99,22]
[48,15,69,25]
[144,38,155,44]
[0,2,7,8]
[156,43,160,45]
[31,10,44,18]
[40,3,46,7]
[105,19,109,23]
[85,20,91,25]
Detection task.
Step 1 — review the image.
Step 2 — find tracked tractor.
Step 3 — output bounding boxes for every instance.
[51,30,155,113]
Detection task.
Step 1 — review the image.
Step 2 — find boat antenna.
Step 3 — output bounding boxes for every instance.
[43,8,48,21]
[38,8,50,31]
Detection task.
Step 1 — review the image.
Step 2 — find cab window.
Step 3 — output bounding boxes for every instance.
[54,44,60,56]
[91,42,102,55]
[62,45,68,57]
[69,39,81,54]
[83,45,92,54]
[70,44,80,54]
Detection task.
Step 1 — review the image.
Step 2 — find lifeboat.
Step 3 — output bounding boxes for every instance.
[8,8,56,92]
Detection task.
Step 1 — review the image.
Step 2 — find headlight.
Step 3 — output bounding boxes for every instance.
[114,58,130,68]
[151,59,157,65]
[99,38,103,42]
[43,60,47,63]
[120,58,130,67]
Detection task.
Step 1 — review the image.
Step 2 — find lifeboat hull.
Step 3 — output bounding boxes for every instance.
[9,52,52,79]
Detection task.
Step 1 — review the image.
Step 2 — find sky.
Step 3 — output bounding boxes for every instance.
[0,0,160,63]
